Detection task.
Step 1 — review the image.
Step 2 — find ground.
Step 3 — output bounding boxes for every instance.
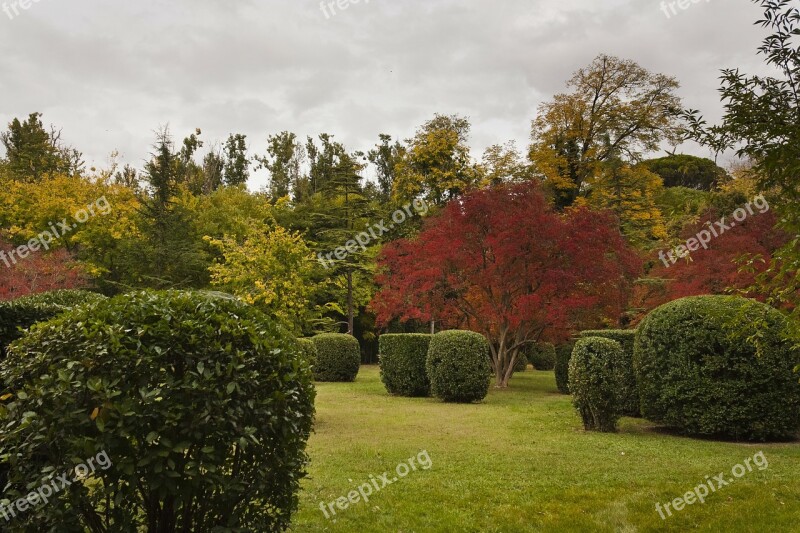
[291,366,800,532]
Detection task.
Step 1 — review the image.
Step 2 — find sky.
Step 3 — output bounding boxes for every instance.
[0,0,774,190]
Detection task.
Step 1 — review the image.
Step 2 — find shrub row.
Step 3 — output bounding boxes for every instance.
[311,333,361,382]
[526,342,556,370]
[554,343,573,394]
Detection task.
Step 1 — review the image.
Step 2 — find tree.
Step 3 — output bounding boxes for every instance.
[529,55,682,208]
[0,112,83,182]
[681,0,800,351]
[367,134,404,201]
[258,131,304,201]
[582,158,668,247]
[223,133,250,187]
[478,141,535,187]
[0,240,88,300]
[205,220,322,334]
[371,182,641,388]
[392,114,480,206]
[640,154,728,190]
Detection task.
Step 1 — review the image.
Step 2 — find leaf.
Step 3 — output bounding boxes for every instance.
[90,407,100,420]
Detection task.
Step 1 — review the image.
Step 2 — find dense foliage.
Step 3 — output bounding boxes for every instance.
[311,333,361,382]
[634,296,800,441]
[0,290,316,531]
[525,342,556,371]
[0,289,106,358]
[426,331,492,403]
[378,333,432,397]
[569,337,621,432]
[554,343,573,394]
[579,330,639,417]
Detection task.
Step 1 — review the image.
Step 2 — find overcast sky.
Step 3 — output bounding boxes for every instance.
[0,0,773,189]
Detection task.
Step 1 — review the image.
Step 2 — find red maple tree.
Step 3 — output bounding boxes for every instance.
[0,238,89,301]
[371,182,641,387]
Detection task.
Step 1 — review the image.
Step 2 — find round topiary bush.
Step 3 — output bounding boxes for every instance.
[297,338,318,367]
[379,334,432,397]
[554,343,574,394]
[526,342,556,370]
[580,330,639,417]
[569,337,621,432]
[426,330,491,403]
[311,333,361,382]
[513,352,529,373]
[0,290,315,531]
[634,295,800,441]
[0,289,106,359]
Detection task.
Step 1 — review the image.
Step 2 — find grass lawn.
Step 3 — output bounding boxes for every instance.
[291,366,800,532]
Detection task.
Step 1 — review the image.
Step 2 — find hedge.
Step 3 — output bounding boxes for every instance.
[0,289,106,359]
[634,295,800,441]
[426,330,491,403]
[569,337,621,432]
[526,342,556,370]
[311,333,361,382]
[554,343,574,394]
[378,334,432,397]
[0,290,315,531]
[297,338,318,367]
[513,352,528,373]
[579,330,639,417]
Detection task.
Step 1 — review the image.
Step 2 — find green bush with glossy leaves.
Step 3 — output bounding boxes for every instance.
[379,334,432,397]
[569,337,621,432]
[634,295,800,441]
[0,289,106,359]
[426,331,491,403]
[526,342,556,370]
[554,343,574,394]
[312,333,361,382]
[0,290,315,532]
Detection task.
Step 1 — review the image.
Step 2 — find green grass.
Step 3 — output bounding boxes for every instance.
[292,366,800,532]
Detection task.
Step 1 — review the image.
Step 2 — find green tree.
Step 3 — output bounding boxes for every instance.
[367,133,405,201]
[640,154,728,190]
[258,131,304,201]
[529,55,683,208]
[0,112,83,182]
[223,133,250,187]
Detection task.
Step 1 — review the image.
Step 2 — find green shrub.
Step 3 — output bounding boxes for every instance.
[513,352,529,373]
[527,342,556,370]
[0,289,106,359]
[580,330,639,417]
[0,290,315,531]
[426,330,491,403]
[569,337,621,432]
[297,338,318,367]
[379,334,432,397]
[634,295,800,441]
[312,333,361,382]
[554,343,574,394]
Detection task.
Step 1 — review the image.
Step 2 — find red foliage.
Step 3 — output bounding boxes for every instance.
[0,238,89,301]
[636,208,787,317]
[370,182,641,386]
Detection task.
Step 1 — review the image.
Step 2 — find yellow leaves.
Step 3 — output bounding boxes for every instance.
[0,393,13,401]
[90,407,100,420]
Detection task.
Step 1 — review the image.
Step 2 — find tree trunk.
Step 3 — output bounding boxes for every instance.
[346,270,354,335]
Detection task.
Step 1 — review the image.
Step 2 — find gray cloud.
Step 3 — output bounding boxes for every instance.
[0,0,772,188]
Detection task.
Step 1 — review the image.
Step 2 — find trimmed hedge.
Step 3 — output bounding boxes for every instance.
[569,337,621,432]
[554,343,574,394]
[0,290,106,358]
[297,338,318,367]
[0,290,315,531]
[378,334,432,397]
[426,330,491,403]
[634,295,800,441]
[527,342,556,370]
[579,330,639,417]
[311,333,361,382]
